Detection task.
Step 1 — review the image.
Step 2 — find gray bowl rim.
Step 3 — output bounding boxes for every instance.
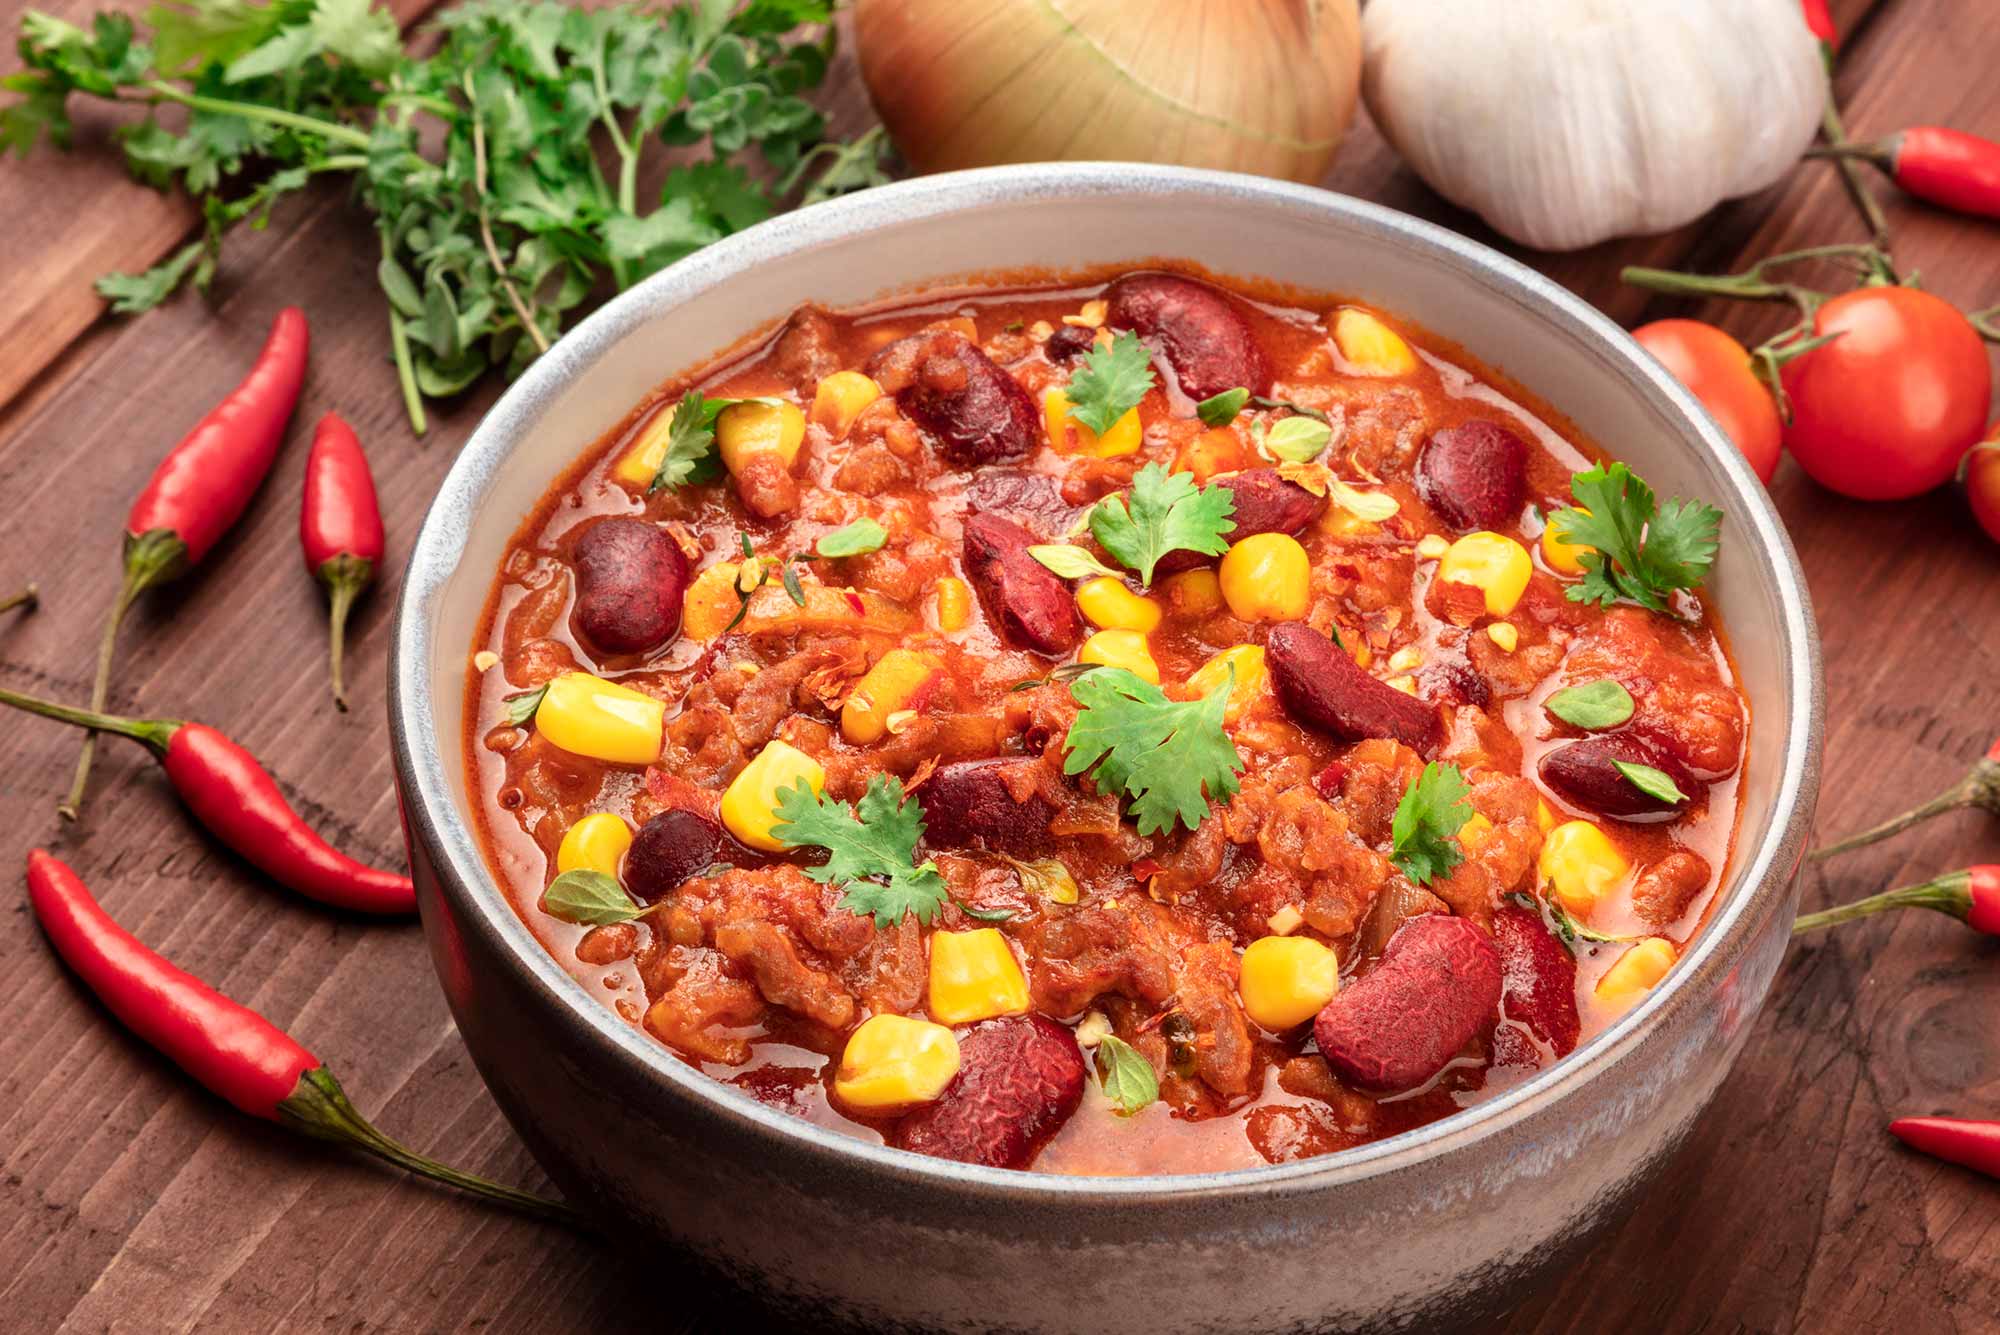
[389,161,1821,1204]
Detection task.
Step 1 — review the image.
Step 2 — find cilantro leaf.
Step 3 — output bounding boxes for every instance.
[1062,667,1243,837]
[815,518,887,558]
[95,240,207,313]
[1389,761,1473,886]
[1196,387,1248,427]
[648,390,727,493]
[772,774,951,928]
[1064,330,1154,435]
[1549,464,1721,611]
[1088,463,1236,586]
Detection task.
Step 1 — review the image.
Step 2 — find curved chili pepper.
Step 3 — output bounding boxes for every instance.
[1,686,413,915]
[66,307,310,821]
[301,413,385,712]
[1799,0,1836,51]
[25,850,577,1224]
[1812,736,2000,860]
[1792,865,2000,936]
[1889,1117,2000,1180]
[1834,127,2000,221]
[0,584,35,614]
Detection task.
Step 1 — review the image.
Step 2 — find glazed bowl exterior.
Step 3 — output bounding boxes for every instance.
[389,164,1821,1334]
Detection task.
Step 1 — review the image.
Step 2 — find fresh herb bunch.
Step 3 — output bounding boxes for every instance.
[1087,462,1236,586]
[1389,760,1473,886]
[772,773,950,928]
[1062,666,1243,837]
[3,0,889,432]
[1547,464,1721,612]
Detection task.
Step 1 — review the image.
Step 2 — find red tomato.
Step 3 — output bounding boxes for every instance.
[1965,431,2000,544]
[1779,287,1992,501]
[1632,320,1782,484]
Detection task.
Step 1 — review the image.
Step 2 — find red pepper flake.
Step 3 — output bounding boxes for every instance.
[1132,858,1162,883]
[1311,761,1347,801]
[845,592,866,616]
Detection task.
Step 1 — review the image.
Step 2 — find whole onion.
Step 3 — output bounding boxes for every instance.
[854,0,1362,184]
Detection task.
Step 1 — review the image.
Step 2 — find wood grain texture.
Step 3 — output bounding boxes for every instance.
[1,0,1996,1331]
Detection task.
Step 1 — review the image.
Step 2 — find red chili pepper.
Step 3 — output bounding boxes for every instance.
[1793,865,2000,937]
[0,584,35,614]
[1799,0,1836,51]
[1812,736,2000,860]
[1,686,414,915]
[66,307,310,821]
[301,413,386,712]
[1832,127,2000,221]
[1889,1117,2000,1180]
[25,850,577,1223]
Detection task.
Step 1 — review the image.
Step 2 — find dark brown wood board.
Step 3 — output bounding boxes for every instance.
[0,1,1996,1330]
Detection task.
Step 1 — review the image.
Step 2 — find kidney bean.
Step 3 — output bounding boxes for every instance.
[961,513,1082,655]
[866,329,1040,465]
[919,759,1057,852]
[1491,904,1579,1058]
[894,1014,1086,1169]
[1104,272,1269,400]
[1415,422,1528,532]
[1044,323,1097,363]
[1266,622,1443,757]
[1314,913,1501,1093]
[625,808,725,903]
[1538,734,1706,822]
[964,470,1078,541]
[570,517,689,656]
[1418,657,1491,711]
[1152,469,1324,575]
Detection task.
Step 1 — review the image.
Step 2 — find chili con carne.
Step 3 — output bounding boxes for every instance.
[65,306,310,819]
[3,687,413,915]
[25,849,576,1223]
[301,412,386,712]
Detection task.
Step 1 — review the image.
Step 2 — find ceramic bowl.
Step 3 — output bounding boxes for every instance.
[389,164,1821,1334]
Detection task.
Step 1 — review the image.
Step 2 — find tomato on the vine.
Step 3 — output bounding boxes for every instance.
[1779,286,1992,501]
[1965,430,2000,544]
[1632,320,1783,483]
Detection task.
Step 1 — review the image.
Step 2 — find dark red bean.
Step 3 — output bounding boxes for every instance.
[894,1014,1086,1169]
[1266,622,1443,757]
[1314,913,1501,1093]
[1044,323,1096,363]
[570,517,689,656]
[919,759,1056,853]
[961,514,1082,656]
[963,470,1077,542]
[1104,272,1269,401]
[624,808,725,903]
[1152,469,1324,575]
[1491,905,1579,1059]
[1415,422,1528,532]
[1419,657,1491,711]
[866,329,1040,465]
[1538,734,1705,823]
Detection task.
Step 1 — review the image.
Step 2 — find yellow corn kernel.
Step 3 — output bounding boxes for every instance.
[1386,645,1423,673]
[684,561,746,640]
[1386,674,1418,695]
[1238,936,1341,1031]
[841,649,943,745]
[1186,644,1267,720]
[1536,799,1558,835]
[1044,388,1142,457]
[1541,508,1594,576]
[934,576,972,632]
[537,672,665,766]
[1596,937,1678,1012]
[1438,531,1533,617]
[716,399,806,476]
[1538,820,1630,915]
[833,1014,962,1110]
[1161,568,1224,617]
[1416,534,1451,561]
[1457,812,1495,853]
[1488,623,1520,653]
[927,929,1031,1026]
[1076,578,1162,634]
[1078,629,1160,684]
[809,371,881,438]
[1176,427,1248,482]
[721,740,826,853]
[1334,308,1418,377]
[1219,532,1312,622]
[556,812,634,879]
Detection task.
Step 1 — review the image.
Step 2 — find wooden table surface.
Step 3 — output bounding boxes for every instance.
[3,2,1997,1331]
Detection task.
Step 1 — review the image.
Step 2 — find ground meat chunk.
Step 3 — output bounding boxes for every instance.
[644,946,764,1065]
[1175,942,1254,1097]
[771,306,841,396]
[1012,899,1186,1017]
[1339,739,1426,846]
[1633,850,1712,926]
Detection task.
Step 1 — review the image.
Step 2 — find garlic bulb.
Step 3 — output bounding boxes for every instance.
[1362,0,1823,251]
[855,0,1362,185]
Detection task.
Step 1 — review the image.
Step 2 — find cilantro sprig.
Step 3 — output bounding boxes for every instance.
[1088,463,1236,586]
[772,774,950,928]
[648,391,728,493]
[1064,330,1154,434]
[1389,761,1474,886]
[1548,464,1721,611]
[1062,667,1243,837]
[2,0,890,433]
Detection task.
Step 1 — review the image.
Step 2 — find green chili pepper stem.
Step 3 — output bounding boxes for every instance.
[1793,872,1971,934]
